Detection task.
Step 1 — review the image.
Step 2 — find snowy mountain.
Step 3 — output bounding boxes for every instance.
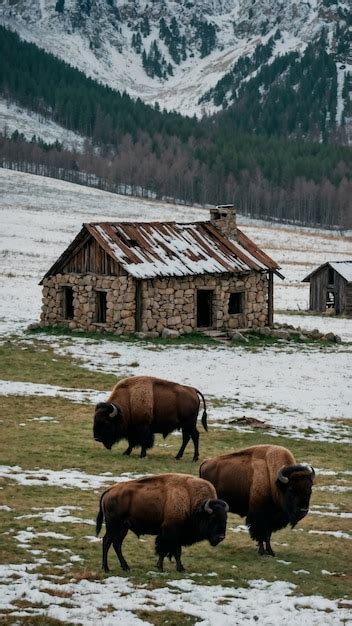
[0,0,351,120]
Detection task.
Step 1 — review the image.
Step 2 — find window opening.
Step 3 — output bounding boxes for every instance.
[63,286,74,320]
[229,292,244,314]
[326,290,335,309]
[96,291,107,323]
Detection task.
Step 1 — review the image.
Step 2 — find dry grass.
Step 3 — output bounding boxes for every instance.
[0,388,350,599]
[0,338,351,623]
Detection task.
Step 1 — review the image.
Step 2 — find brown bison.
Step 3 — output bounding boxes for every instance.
[200,444,315,556]
[96,473,229,572]
[93,376,208,461]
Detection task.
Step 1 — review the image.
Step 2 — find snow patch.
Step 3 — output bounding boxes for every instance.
[0,564,350,625]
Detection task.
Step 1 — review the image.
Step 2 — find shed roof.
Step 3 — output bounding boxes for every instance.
[41,220,283,282]
[302,261,352,284]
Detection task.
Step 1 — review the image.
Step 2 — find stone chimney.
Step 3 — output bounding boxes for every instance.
[210,204,237,240]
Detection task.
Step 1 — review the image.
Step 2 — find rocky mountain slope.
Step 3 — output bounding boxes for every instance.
[0,0,351,124]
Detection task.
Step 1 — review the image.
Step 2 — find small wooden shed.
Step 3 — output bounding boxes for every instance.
[302,261,352,316]
[39,205,283,335]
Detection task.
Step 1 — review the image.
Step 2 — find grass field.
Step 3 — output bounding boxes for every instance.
[0,339,351,624]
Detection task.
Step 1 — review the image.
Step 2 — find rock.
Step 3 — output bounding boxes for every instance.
[271,329,289,339]
[229,416,269,429]
[323,332,338,342]
[323,308,336,317]
[288,330,300,337]
[230,331,249,343]
[27,322,41,330]
[309,328,322,340]
[161,328,180,339]
[257,326,271,336]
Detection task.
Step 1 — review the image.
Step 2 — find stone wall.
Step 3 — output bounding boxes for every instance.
[140,271,268,333]
[40,273,136,334]
[40,270,269,334]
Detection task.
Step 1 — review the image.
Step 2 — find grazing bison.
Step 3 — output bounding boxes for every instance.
[200,444,315,556]
[93,376,208,461]
[96,473,229,572]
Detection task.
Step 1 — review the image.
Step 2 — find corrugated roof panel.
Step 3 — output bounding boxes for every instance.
[329,262,352,282]
[89,221,280,279]
[302,261,352,283]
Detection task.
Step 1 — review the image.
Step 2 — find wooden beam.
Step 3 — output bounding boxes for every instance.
[268,271,273,326]
[135,280,142,332]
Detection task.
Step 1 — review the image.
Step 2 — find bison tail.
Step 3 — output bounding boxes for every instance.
[201,409,208,432]
[96,509,103,537]
[196,389,208,432]
[96,491,106,536]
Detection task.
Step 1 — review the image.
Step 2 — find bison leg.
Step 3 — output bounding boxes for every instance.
[155,535,167,571]
[102,533,112,573]
[264,538,275,557]
[123,444,133,456]
[257,537,275,557]
[138,428,154,458]
[156,534,185,572]
[156,554,165,571]
[175,429,191,460]
[112,528,130,571]
[190,427,200,462]
[247,512,275,556]
[173,545,185,572]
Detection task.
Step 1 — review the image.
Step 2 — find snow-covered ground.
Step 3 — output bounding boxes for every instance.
[0,168,351,443]
[1,563,351,626]
[0,98,85,151]
[0,168,351,624]
[0,461,350,623]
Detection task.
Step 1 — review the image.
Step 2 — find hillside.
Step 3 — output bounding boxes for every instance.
[1,25,352,228]
[0,0,351,141]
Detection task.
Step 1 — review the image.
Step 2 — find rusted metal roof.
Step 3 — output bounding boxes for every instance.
[41,220,283,282]
[86,221,282,279]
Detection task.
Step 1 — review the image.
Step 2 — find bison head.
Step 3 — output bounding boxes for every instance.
[93,402,124,450]
[277,464,315,527]
[196,499,229,546]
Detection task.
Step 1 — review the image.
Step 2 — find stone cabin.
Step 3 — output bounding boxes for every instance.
[302,261,352,317]
[40,205,283,335]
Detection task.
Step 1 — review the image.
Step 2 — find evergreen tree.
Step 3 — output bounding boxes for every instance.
[132,32,142,54]
[55,0,65,13]
[140,16,150,37]
[0,25,351,228]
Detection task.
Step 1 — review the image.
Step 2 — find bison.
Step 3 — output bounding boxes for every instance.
[200,444,315,556]
[96,473,229,572]
[93,376,208,461]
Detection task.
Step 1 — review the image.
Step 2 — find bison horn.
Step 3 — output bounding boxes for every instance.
[277,466,289,484]
[308,465,315,481]
[109,403,119,418]
[204,499,213,514]
[219,499,229,512]
[298,464,315,480]
[278,464,315,484]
